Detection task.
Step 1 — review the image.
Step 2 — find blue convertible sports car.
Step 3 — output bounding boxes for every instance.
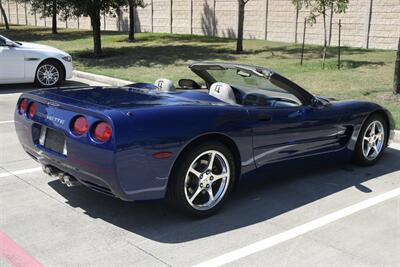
[15,62,395,217]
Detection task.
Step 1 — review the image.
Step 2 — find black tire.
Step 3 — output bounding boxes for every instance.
[353,114,388,166]
[35,60,64,88]
[168,141,237,218]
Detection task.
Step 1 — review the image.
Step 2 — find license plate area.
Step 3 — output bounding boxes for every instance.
[39,126,67,156]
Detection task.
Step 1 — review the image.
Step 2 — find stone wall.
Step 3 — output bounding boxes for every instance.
[1,0,399,49]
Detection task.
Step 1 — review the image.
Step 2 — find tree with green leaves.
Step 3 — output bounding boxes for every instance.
[67,0,125,56]
[236,0,251,53]
[126,0,146,42]
[0,1,10,30]
[395,37,400,95]
[292,0,349,68]
[28,0,68,34]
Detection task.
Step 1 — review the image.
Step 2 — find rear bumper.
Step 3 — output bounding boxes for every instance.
[15,115,170,201]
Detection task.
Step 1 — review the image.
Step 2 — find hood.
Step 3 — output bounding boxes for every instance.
[31,86,222,109]
[20,42,67,54]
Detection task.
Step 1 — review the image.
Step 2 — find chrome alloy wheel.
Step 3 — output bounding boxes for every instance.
[184,150,230,211]
[37,64,60,86]
[362,120,385,161]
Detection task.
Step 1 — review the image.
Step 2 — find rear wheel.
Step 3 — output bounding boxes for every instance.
[353,114,387,166]
[35,60,64,88]
[168,141,236,218]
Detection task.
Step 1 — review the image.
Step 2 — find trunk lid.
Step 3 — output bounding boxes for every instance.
[31,87,218,110]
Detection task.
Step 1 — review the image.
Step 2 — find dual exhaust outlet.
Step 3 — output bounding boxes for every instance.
[42,165,80,187]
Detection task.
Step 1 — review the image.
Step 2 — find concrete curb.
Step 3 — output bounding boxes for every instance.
[72,70,133,87]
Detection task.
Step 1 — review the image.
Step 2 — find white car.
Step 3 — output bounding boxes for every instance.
[0,35,73,87]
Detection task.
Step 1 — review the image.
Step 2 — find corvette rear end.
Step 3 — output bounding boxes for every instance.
[14,87,181,201]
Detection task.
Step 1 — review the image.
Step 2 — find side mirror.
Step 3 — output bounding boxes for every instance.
[310,97,324,108]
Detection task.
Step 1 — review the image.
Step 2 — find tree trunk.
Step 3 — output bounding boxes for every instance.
[90,11,102,56]
[52,0,58,34]
[128,0,135,42]
[0,2,9,30]
[236,1,245,53]
[322,6,327,69]
[328,4,333,46]
[394,37,400,95]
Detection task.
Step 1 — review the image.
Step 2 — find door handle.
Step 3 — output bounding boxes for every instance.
[258,113,271,122]
[288,109,306,118]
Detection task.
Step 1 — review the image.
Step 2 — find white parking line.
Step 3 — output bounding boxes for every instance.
[0,167,42,178]
[194,187,400,267]
[0,120,14,125]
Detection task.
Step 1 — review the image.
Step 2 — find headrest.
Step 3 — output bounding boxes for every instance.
[155,79,176,92]
[209,82,236,105]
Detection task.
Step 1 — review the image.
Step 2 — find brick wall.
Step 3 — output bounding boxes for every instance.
[1,0,399,49]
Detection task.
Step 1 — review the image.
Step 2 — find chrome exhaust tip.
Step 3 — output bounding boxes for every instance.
[62,174,80,187]
[42,165,60,177]
[58,173,66,184]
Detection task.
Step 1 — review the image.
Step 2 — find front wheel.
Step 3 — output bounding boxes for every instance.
[354,114,387,166]
[35,60,64,88]
[168,141,236,218]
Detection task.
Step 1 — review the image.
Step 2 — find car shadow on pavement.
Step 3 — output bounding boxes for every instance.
[48,148,400,244]
[0,80,90,94]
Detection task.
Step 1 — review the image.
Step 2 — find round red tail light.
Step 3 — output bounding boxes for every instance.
[93,122,112,142]
[28,102,36,118]
[19,99,27,114]
[72,116,88,136]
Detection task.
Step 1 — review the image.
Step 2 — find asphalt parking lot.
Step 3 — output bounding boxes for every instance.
[1,79,400,267]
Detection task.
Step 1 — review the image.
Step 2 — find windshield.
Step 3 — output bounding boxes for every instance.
[0,35,6,46]
[207,68,287,94]
[0,35,11,42]
[206,68,302,105]
[0,35,20,46]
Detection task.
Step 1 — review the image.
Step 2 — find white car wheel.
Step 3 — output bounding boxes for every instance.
[35,61,63,87]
